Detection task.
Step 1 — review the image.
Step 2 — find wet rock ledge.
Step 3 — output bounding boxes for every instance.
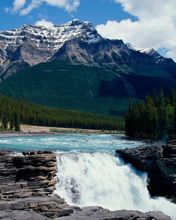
[0,150,171,220]
[116,140,176,202]
[0,150,73,219]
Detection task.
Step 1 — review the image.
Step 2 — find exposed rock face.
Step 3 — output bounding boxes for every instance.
[0,150,73,218]
[116,141,176,202]
[1,20,176,118]
[0,195,73,219]
[0,208,171,220]
[59,207,171,220]
[51,38,134,68]
[0,150,56,200]
[0,20,103,78]
[0,150,172,220]
[0,19,175,80]
[0,210,47,220]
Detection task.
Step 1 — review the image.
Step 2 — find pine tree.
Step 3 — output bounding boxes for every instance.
[125,90,176,140]
[10,116,14,130]
[1,112,8,130]
[14,114,20,132]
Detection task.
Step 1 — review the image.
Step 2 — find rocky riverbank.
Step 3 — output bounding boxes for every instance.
[116,140,176,203]
[0,150,172,220]
[0,150,73,218]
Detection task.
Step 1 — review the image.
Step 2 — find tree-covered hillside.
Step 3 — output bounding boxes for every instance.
[0,61,176,116]
[125,90,176,139]
[0,94,124,131]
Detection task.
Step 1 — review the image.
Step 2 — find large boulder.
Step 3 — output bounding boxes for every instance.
[116,141,176,202]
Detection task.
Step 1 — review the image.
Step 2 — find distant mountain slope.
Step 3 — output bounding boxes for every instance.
[0,20,176,116]
[0,19,176,79]
[0,19,102,79]
[0,61,176,116]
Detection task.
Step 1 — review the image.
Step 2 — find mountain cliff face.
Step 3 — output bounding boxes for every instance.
[0,20,102,79]
[0,19,175,79]
[0,20,176,115]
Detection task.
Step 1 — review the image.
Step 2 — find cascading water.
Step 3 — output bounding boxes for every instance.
[0,134,175,219]
[56,152,176,220]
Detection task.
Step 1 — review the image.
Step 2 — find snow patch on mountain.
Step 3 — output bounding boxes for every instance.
[0,19,102,52]
[126,43,166,64]
[0,19,174,79]
[0,19,102,71]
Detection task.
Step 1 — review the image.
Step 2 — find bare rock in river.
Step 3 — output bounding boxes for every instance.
[0,150,74,218]
[116,140,176,202]
[58,207,171,220]
[0,149,172,219]
[0,210,47,220]
[0,150,57,200]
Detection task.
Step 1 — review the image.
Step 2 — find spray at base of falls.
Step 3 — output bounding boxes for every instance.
[55,152,176,220]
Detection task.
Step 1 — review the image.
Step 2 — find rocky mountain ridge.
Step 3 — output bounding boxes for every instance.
[1,20,176,115]
[0,19,102,79]
[135,47,168,64]
[0,19,175,80]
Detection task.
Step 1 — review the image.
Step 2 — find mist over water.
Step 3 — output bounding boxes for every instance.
[56,152,176,220]
[0,134,175,219]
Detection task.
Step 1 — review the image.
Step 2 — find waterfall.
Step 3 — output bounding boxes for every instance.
[55,152,176,219]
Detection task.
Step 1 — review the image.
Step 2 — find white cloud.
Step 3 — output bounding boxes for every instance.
[20,0,41,15]
[96,0,176,60]
[35,19,54,28]
[12,0,80,15]
[45,0,80,12]
[13,0,26,12]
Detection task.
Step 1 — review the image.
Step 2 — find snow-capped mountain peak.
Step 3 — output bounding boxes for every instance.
[139,48,167,64]
[139,47,154,53]
[1,19,102,48]
[0,19,102,69]
[126,43,168,64]
[0,20,175,80]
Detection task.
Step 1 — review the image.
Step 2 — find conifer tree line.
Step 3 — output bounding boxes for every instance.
[125,89,176,140]
[0,94,124,131]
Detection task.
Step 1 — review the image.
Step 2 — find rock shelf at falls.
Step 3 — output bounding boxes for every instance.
[0,149,173,220]
[0,134,175,219]
[116,140,176,203]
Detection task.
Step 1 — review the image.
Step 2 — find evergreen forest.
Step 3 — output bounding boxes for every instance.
[125,90,176,140]
[0,94,124,131]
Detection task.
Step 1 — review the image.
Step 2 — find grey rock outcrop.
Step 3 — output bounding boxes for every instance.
[58,207,171,220]
[0,150,172,220]
[0,210,48,220]
[0,208,171,220]
[0,20,175,80]
[116,141,176,202]
[0,150,73,218]
[0,20,103,78]
[0,195,73,219]
[0,150,56,200]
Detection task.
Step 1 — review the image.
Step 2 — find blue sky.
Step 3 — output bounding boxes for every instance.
[0,0,135,30]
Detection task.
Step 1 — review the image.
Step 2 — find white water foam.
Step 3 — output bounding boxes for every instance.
[55,152,176,219]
